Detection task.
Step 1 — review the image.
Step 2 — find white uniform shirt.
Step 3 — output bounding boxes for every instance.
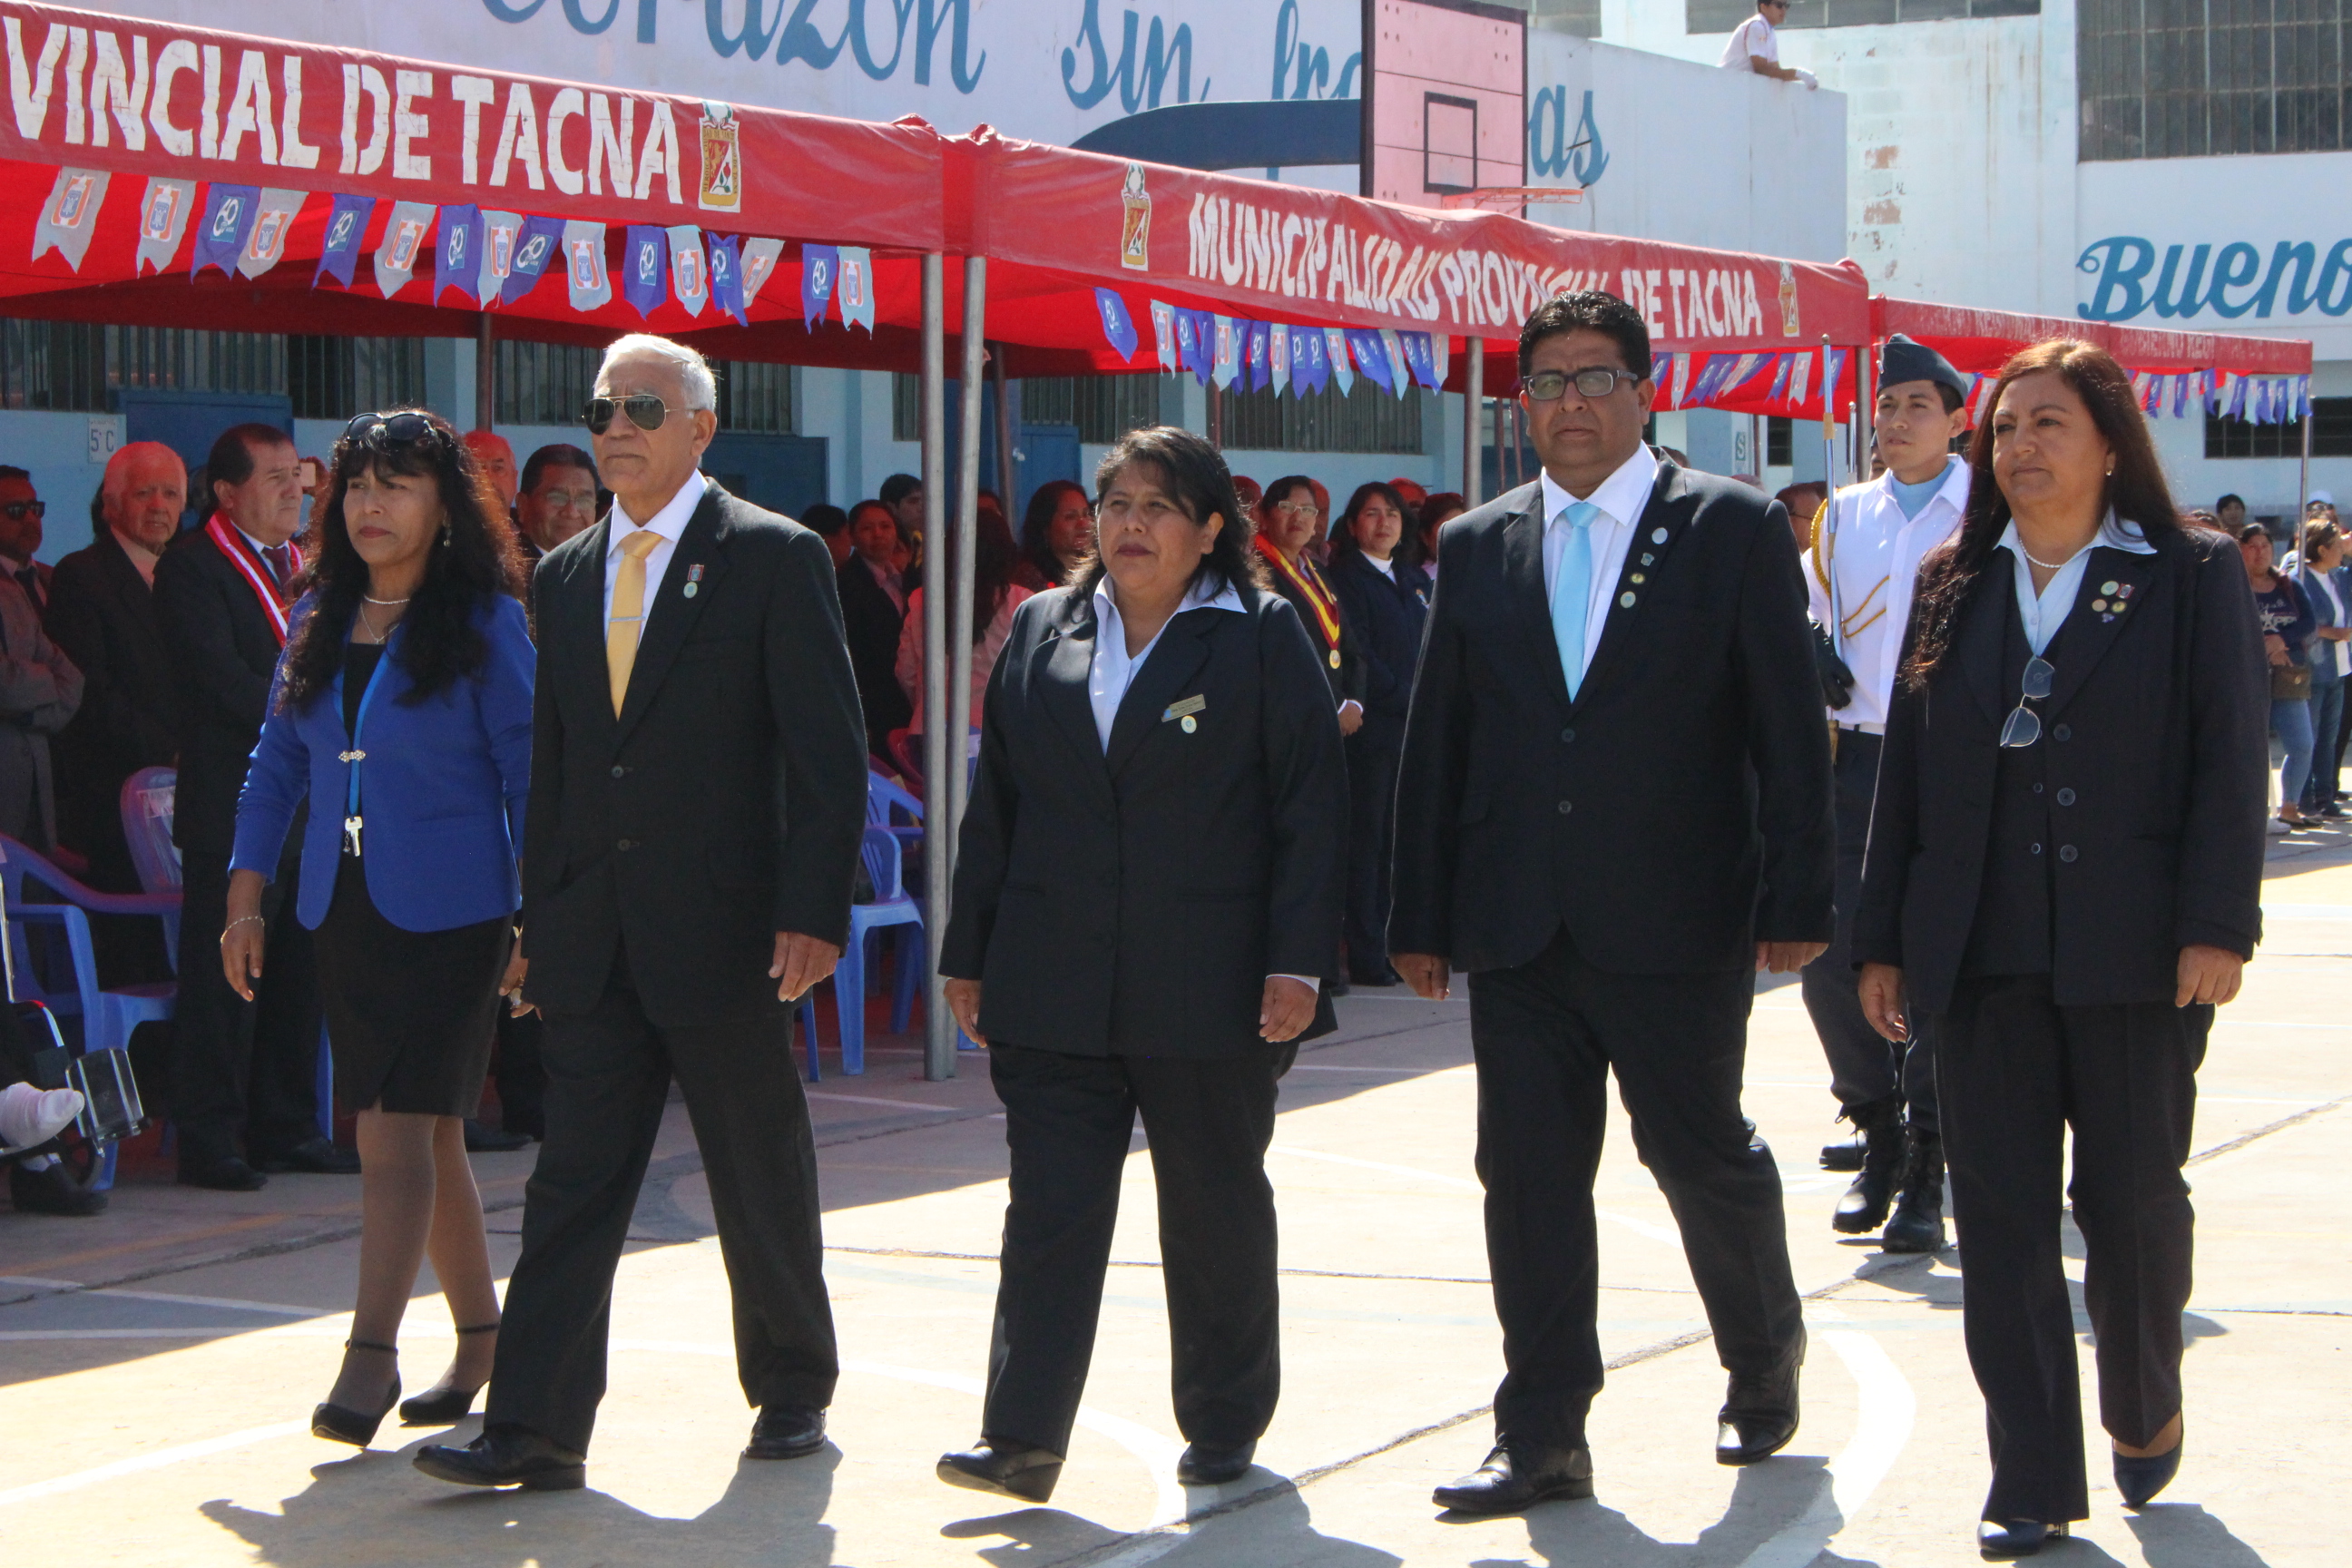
[1719,13,1779,69]
[1538,446,1660,688]
[603,468,708,625]
[1804,459,1969,732]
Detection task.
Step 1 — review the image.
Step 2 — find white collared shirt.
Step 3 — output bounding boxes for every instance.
[1997,511,2158,656]
[1804,457,1971,732]
[1088,573,1245,750]
[1719,13,1777,67]
[1538,445,1660,686]
[602,469,708,625]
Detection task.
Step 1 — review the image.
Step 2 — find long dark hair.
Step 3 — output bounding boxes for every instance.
[1019,479,1089,585]
[1073,426,1269,602]
[1902,340,2180,691]
[1328,480,1423,569]
[935,504,1022,642]
[278,409,527,712]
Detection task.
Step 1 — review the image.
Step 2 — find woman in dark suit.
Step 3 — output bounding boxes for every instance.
[935,426,1348,1504]
[1325,482,1431,985]
[1255,474,1367,737]
[225,409,534,1448]
[1854,341,2267,1559]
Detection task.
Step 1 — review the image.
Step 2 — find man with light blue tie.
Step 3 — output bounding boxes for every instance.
[1390,291,1834,1515]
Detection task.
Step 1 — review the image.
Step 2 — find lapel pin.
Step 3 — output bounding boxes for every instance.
[1181,715,1198,733]
[2118,583,2134,599]
[1619,591,1638,609]
[683,563,704,598]
[1640,553,1655,565]
[2101,579,2119,595]
[2092,599,2108,612]
[1630,573,1647,584]
[1651,527,1669,544]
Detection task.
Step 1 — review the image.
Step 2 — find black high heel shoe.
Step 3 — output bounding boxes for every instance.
[399,1322,499,1426]
[312,1338,401,1447]
[2115,1422,2184,1508]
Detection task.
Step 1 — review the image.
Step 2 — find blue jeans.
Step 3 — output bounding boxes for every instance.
[2307,680,2345,812]
[2275,694,2316,810]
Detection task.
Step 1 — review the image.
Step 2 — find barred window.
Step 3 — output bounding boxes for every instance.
[894,372,1159,445]
[1220,378,1426,456]
[717,360,794,433]
[0,321,289,412]
[289,338,426,421]
[1767,416,1794,466]
[2080,0,2348,162]
[1687,0,2038,28]
[495,340,601,428]
[2205,397,2352,457]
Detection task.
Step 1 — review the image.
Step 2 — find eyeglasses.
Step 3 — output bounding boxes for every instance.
[1524,368,1644,403]
[0,501,45,521]
[1271,499,1318,515]
[1999,656,2053,748]
[583,394,683,435]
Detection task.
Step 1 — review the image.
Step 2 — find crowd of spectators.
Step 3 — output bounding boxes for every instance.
[2247,490,2351,832]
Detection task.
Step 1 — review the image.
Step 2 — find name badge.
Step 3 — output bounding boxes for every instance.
[1162,694,1207,721]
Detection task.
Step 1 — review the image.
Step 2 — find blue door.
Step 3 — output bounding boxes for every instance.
[703,433,829,520]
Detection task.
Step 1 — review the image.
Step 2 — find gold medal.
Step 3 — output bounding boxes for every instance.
[1328,649,1342,669]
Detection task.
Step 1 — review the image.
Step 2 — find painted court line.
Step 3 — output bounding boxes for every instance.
[1268,1144,1681,1243]
[804,1092,963,1113]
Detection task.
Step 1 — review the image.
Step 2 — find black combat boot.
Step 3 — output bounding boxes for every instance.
[1880,1127,1947,1253]
[1830,1095,1903,1235]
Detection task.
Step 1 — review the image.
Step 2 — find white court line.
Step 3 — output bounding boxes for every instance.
[0,1420,309,1506]
[1735,1304,1917,1568]
[1288,1063,1453,1074]
[1267,1145,1681,1244]
[805,1092,962,1113]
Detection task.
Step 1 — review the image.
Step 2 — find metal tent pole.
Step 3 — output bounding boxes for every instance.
[947,259,986,871]
[920,252,954,1081]
[1462,338,1484,506]
[475,316,495,432]
[992,340,1015,514]
[2300,381,2315,521]
[1207,382,1222,448]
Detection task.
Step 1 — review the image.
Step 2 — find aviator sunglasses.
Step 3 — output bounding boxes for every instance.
[582,394,688,436]
[341,410,449,451]
[1999,656,2054,748]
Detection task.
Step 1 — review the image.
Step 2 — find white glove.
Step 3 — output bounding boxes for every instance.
[1797,68,1818,89]
[0,1082,82,1151]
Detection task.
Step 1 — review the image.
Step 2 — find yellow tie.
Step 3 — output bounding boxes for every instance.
[607,529,665,715]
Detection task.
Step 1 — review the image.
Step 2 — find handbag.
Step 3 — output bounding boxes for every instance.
[2273,661,2313,700]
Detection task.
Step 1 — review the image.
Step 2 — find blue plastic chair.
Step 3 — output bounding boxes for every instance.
[120,768,181,895]
[828,826,925,1076]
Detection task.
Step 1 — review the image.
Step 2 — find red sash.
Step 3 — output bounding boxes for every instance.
[1255,535,1344,661]
[205,516,289,647]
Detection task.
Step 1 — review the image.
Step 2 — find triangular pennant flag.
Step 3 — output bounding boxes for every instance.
[1379,329,1410,397]
[1429,333,1450,391]
[374,201,436,299]
[502,215,563,305]
[1787,351,1813,410]
[1242,320,1269,392]
[1768,352,1796,404]
[315,194,376,289]
[800,243,838,329]
[1211,316,1239,390]
[235,188,306,281]
[836,247,875,331]
[667,225,710,318]
[33,168,108,271]
[133,177,195,275]
[1649,351,1677,409]
[192,183,260,279]
[1302,325,1329,394]
[1095,289,1140,362]
[1345,329,1389,392]
[1822,348,1847,413]
[1400,330,1438,390]
[2298,374,2313,419]
[1288,325,1312,397]
[2226,373,2249,420]
[476,210,522,305]
[1672,351,1699,408]
[1186,310,1215,384]
[740,237,785,310]
[433,204,482,305]
[1268,322,1291,396]
[1150,300,1178,373]
[1327,328,1353,395]
[562,220,610,311]
[709,234,747,326]
[621,226,667,318]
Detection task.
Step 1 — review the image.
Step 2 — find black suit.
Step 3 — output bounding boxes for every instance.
[152,524,321,1166]
[491,480,867,1456]
[1328,549,1428,979]
[941,581,1347,1455]
[1390,465,1831,1450]
[1857,526,2266,1525]
[45,527,178,977]
[835,553,912,755]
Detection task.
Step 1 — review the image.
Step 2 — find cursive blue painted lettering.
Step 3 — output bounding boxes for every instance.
[708,0,776,59]
[2075,236,2153,321]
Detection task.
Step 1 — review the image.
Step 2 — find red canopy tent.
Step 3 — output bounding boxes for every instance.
[1872,295,2311,377]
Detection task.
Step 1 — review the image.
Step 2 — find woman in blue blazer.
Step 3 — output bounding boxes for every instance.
[224,409,532,1448]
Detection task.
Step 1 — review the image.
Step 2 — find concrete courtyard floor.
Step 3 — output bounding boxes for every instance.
[5,835,2347,1566]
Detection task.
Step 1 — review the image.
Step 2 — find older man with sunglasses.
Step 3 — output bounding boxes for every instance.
[417,334,867,1493]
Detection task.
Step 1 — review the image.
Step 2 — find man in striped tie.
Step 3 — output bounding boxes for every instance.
[1389,291,1833,1514]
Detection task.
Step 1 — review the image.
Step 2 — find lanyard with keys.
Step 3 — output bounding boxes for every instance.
[339,633,397,857]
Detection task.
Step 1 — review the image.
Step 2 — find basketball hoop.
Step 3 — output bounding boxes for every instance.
[1440,186,1583,214]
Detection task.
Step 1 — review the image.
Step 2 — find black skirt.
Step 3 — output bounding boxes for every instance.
[312,851,514,1118]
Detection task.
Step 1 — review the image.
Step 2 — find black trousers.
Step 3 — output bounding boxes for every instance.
[1468,926,1803,1448]
[1800,731,1937,1131]
[1936,975,2203,1524]
[492,1005,547,1138]
[983,1042,1289,1456]
[485,946,838,1455]
[1343,727,1401,977]
[172,848,322,1164]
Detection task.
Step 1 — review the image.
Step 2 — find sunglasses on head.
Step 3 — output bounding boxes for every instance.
[0,501,45,522]
[341,410,448,452]
[582,394,686,436]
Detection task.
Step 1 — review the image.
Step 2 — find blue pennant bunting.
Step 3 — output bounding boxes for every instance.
[1095,289,1140,362]
[191,183,260,279]
[1400,331,1438,390]
[503,215,563,305]
[1345,329,1391,392]
[801,244,838,330]
[1242,320,1269,392]
[434,204,482,305]
[621,225,668,318]
[710,234,747,326]
[314,193,375,289]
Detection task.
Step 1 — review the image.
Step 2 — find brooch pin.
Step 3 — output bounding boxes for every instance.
[683,564,705,598]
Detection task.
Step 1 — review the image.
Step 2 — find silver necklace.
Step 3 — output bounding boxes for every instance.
[362,593,411,605]
[2020,540,2092,572]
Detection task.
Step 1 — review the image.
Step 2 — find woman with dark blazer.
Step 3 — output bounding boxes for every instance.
[1854,342,2267,1559]
[935,426,1348,1505]
[1255,474,1367,734]
[225,409,534,1449]
[1325,481,1432,985]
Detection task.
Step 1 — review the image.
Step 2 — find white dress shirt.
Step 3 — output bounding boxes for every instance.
[1997,511,2158,657]
[1719,13,1777,67]
[1804,458,1970,732]
[1538,445,1660,688]
[602,468,708,625]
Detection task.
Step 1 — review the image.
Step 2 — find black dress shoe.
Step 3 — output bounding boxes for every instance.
[464,1119,531,1153]
[254,1136,360,1175]
[743,1404,827,1459]
[2114,1430,2183,1508]
[178,1155,268,1191]
[9,1161,105,1215]
[312,1338,400,1447]
[1176,1439,1256,1485]
[1432,1442,1594,1514]
[1717,1328,1803,1465]
[937,1437,1064,1503]
[414,1426,586,1490]
[1977,1519,2067,1559]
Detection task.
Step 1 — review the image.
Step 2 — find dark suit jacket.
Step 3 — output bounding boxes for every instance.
[1327,550,1431,737]
[940,581,1348,1056]
[1389,464,1833,976]
[45,528,176,847]
[1261,550,1367,710]
[836,553,913,748]
[521,482,869,1025]
[1855,527,2268,1014]
[153,524,293,858]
